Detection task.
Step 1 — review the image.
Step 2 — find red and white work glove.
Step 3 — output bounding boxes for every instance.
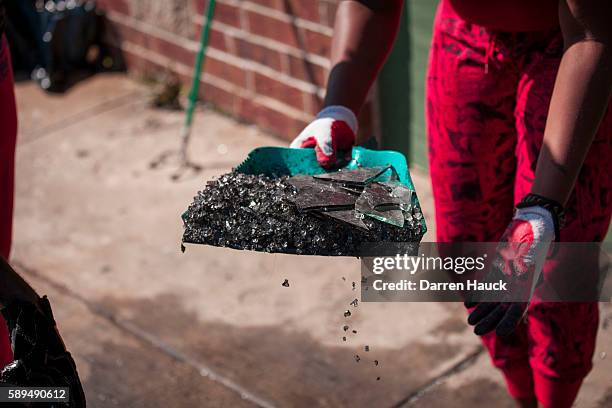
[290,105,358,169]
[495,206,555,277]
[467,196,562,337]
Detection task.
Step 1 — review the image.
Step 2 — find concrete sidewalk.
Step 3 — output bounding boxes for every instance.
[9,74,611,407]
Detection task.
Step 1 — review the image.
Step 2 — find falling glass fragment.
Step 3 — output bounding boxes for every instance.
[342,336,347,342]
[343,325,349,332]
[374,360,379,366]
[181,244,186,253]
[350,299,359,307]
[365,345,369,352]
[354,355,361,363]
[344,310,352,318]
[281,279,290,287]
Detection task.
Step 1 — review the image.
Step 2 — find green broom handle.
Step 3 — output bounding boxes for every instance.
[181,0,216,157]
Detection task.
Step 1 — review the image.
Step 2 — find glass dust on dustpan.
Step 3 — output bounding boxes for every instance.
[355,183,405,227]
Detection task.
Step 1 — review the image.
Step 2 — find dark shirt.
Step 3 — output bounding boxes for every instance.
[447,0,559,32]
[0,0,5,37]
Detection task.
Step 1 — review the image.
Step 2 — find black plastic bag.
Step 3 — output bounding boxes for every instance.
[6,0,102,92]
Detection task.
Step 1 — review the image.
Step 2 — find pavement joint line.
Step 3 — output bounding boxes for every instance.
[13,260,277,408]
[391,345,484,408]
[19,90,144,146]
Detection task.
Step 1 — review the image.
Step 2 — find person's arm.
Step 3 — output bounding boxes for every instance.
[469,0,612,338]
[324,0,404,114]
[290,0,404,167]
[531,0,612,205]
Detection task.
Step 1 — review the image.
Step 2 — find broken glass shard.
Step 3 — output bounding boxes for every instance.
[286,176,357,211]
[355,183,404,227]
[383,181,414,211]
[365,183,401,207]
[316,210,369,231]
[340,186,363,195]
[290,189,356,211]
[285,175,316,190]
[332,165,398,184]
[313,166,393,186]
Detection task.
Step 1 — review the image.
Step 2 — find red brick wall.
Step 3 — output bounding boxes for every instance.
[97,0,376,141]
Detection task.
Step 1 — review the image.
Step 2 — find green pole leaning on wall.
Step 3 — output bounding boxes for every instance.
[179,0,217,166]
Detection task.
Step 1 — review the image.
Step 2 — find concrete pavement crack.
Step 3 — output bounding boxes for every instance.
[20,91,144,146]
[13,260,277,408]
[390,345,484,407]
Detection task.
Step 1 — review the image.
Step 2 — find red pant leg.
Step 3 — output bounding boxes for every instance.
[514,31,612,408]
[0,34,17,367]
[426,2,535,399]
[427,1,518,243]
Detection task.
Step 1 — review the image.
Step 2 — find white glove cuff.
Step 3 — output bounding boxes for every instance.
[316,105,358,135]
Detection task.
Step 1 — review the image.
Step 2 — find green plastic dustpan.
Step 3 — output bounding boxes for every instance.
[234,146,427,236]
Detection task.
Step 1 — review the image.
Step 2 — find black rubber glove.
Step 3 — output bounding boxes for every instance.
[1,296,86,407]
[466,205,554,337]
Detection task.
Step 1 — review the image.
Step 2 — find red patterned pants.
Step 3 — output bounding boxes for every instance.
[0,34,17,368]
[426,2,612,407]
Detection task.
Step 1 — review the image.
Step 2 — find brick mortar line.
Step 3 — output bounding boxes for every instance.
[108,11,326,95]
[205,47,322,95]
[123,41,315,122]
[12,260,277,408]
[107,8,329,67]
[194,16,330,67]
[197,14,329,68]
[216,0,334,36]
